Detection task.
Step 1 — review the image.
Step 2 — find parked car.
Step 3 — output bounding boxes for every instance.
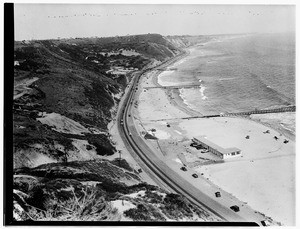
[261,220,270,226]
[230,205,240,212]
[192,173,198,178]
[180,167,187,171]
[215,191,221,197]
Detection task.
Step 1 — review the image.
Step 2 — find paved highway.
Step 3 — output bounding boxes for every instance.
[117,54,265,225]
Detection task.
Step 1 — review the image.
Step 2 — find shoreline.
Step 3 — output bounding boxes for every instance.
[136,46,295,225]
[151,50,203,118]
[153,48,295,142]
[247,113,295,142]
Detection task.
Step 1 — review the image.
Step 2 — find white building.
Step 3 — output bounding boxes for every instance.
[192,137,241,159]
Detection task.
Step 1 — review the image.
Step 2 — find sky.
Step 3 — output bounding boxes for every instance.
[14,4,295,40]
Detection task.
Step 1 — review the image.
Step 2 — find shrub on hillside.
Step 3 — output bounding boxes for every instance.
[27,187,119,221]
[124,204,152,221]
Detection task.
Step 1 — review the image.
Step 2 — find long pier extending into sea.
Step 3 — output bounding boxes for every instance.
[220,106,295,117]
[149,106,295,121]
[144,84,201,90]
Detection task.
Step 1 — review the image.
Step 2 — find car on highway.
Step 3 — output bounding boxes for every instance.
[230,205,240,212]
[215,191,221,197]
[192,173,198,178]
[261,220,270,226]
[180,167,187,171]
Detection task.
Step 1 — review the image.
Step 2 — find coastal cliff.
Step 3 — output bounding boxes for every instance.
[14,33,180,169]
[12,34,217,221]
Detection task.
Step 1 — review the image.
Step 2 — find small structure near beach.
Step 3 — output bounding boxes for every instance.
[192,137,241,160]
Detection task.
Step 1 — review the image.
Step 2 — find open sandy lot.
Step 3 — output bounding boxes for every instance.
[179,117,295,225]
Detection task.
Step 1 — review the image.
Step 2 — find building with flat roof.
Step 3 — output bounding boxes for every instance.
[192,136,241,159]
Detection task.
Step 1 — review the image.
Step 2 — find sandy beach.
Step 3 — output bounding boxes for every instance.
[249,112,295,141]
[133,50,295,225]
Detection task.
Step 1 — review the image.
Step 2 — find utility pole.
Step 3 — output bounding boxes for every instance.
[118,150,122,166]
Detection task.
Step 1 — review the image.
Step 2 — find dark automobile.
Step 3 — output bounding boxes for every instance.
[215,191,221,197]
[180,167,187,171]
[261,221,267,226]
[230,205,240,212]
[192,173,198,178]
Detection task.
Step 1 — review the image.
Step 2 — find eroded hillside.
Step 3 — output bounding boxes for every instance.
[13,159,218,221]
[13,34,181,168]
[12,34,218,222]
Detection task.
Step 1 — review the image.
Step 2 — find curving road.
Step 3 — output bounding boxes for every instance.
[117,53,264,225]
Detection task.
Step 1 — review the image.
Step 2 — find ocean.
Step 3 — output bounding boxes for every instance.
[158,33,295,116]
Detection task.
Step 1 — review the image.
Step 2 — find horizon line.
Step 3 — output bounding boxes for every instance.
[14,31,294,42]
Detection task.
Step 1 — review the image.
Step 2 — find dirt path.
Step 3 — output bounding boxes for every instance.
[14,77,39,100]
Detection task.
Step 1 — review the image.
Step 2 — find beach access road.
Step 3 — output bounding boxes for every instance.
[117,54,267,225]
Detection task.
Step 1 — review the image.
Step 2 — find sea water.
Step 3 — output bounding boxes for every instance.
[158,33,295,117]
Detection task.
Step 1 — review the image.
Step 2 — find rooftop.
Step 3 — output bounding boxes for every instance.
[192,136,241,155]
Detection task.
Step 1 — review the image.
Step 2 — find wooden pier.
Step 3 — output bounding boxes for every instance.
[144,84,201,90]
[221,106,296,117]
[148,106,295,122]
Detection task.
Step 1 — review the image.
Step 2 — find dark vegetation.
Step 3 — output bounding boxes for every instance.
[14,46,50,73]
[85,134,115,156]
[12,34,215,221]
[110,158,135,172]
[124,204,155,221]
[13,33,181,168]
[13,160,211,221]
